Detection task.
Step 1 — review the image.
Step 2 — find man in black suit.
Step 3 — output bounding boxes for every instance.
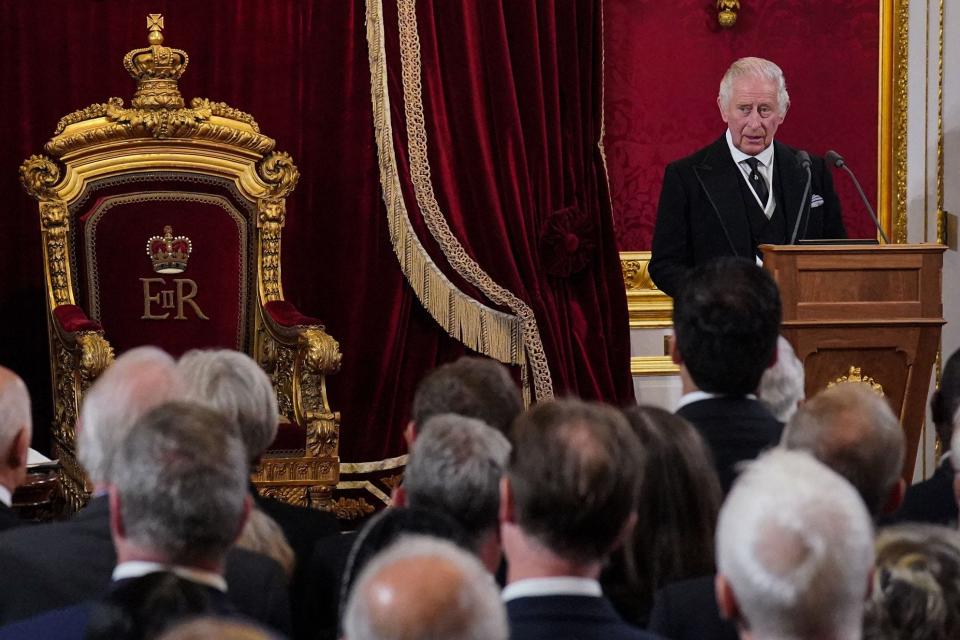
[0,347,290,634]
[342,535,507,640]
[500,399,660,640]
[888,347,960,527]
[650,57,845,299]
[0,401,262,639]
[0,368,31,531]
[671,257,783,494]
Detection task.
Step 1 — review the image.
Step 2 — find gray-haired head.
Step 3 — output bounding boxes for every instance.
[343,534,507,640]
[78,346,183,486]
[758,337,805,423]
[717,449,873,640]
[0,367,31,460]
[783,382,904,518]
[404,414,511,551]
[112,401,248,566]
[719,57,790,115]
[177,349,279,463]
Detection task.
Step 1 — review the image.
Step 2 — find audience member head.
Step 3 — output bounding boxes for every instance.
[157,617,280,640]
[758,336,805,422]
[0,367,32,493]
[503,398,642,568]
[603,405,721,626]
[672,257,781,396]
[110,401,249,571]
[342,535,507,640]
[716,449,874,640]
[177,349,279,464]
[85,573,231,640]
[783,382,905,518]
[931,347,960,458]
[234,507,295,579]
[157,617,279,640]
[339,506,472,625]
[863,523,960,640]
[78,346,183,487]
[397,413,510,569]
[409,356,522,442]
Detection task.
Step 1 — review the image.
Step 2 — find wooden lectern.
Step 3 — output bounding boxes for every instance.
[760,243,946,479]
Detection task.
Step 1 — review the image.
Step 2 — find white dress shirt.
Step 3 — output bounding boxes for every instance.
[502,576,602,602]
[726,129,776,219]
[0,485,11,508]
[112,561,227,592]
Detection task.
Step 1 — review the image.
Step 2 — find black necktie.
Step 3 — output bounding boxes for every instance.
[744,157,768,206]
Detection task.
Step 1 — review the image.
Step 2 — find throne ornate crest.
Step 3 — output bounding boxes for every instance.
[19,15,341,512]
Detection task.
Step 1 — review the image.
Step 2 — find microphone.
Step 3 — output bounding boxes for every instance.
[825,150,890,243]
[789,150,813,244]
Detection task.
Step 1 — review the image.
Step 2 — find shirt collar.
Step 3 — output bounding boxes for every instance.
[112,561,227,593]
[0,485,11,508]
[725,129,775,168]
[502,576,602,602]
[677,390,757,411]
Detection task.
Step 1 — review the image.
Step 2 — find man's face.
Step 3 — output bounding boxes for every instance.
[718,75,785,155]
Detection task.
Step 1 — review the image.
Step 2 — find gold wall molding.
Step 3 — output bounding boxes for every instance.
[620,251,673,328]
[879,0,909,243]
[631,356,680,376]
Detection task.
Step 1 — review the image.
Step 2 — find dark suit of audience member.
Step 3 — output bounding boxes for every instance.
[507,595,658,640]
[0,573,238,640]
[0,496,289,630]
[889,458,957,527]
[501,399,661,640]
[648,576,738,640]
[669,258,783,494]
[0,367,32,533]
[301,529,358,640]
[0,503,19,531]
[677,397,782,494]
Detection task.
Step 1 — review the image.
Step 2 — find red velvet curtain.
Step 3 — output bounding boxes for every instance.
[0,1,631,463]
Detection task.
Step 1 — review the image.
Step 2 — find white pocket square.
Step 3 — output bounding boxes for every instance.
[810,194,824,208]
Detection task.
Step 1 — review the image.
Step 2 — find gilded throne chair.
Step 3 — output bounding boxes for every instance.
[19,15,341,512]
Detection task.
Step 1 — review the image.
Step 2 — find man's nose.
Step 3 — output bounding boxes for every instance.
[746,108,762,127]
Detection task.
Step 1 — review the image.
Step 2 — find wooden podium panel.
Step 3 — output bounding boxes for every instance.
[761,244,946,479]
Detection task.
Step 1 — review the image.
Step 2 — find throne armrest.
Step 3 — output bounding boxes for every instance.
[263,300,323,329]
[52,304,103,333]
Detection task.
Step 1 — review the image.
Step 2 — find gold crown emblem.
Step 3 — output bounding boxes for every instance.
[122,14,189,110]
[146,225,192,274]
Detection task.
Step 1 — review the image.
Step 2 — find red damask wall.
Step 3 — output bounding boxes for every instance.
[605,0,880,249]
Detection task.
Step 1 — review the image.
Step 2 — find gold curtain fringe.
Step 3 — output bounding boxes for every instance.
[367,0,554,399]
[394,0,554,400]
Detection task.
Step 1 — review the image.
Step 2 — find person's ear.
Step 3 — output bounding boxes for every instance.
[499,476,516,525]
[232,494,253,544]
[669,334,682,365]
[881,478,906,516]
[6,427,29,470]
[391,484,407,508]
[109,487,125,540]
[715,574,740,621]
[718,95,728,123]
[403,421,416,448]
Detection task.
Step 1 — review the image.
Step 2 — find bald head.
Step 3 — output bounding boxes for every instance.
[782,382,904,517]
[0,367,31,491]
[343,535,507,640]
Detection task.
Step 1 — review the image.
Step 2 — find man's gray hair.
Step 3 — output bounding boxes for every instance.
[177,349,279,462]
[343,534,507,640]
[758,337,805,423]
[717,449,873,639]
[0,371,31,455]
[112,401,248,565]
[404,414,511,550]
[783,382,904,518]
[78,346,183,485]
[719,57,790,114]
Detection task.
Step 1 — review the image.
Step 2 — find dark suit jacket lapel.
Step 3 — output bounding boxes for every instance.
[693,136,750,257]
[775,141,803,242]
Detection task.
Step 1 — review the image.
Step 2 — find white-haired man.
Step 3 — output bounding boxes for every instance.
[0,368,31,530]
[649,57,846,298]
[0,347,290,633]
[757,336,805,423]
[716,449,874,640]
[342,535,508,640]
